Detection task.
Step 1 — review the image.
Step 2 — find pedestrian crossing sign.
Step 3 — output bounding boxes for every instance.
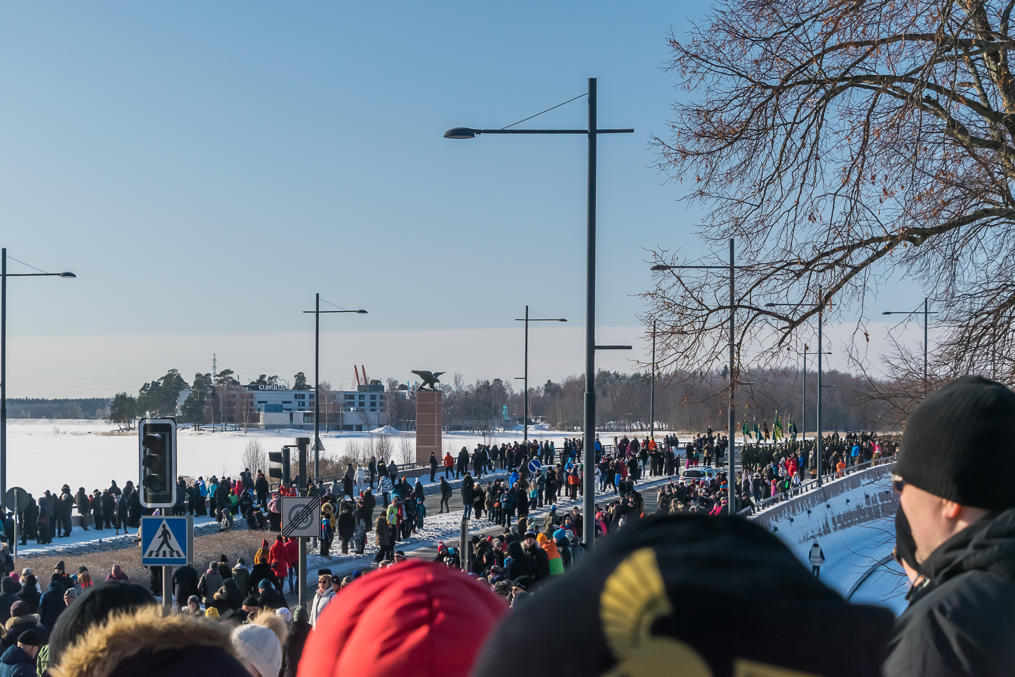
[141,516,189,566]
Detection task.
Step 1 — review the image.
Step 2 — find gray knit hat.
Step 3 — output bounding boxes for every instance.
[897,375,1015,509]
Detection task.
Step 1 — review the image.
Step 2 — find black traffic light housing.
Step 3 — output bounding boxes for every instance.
[269,447,291,486]
[138,418,177,508]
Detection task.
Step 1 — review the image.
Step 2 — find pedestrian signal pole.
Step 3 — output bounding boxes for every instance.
[296,437,309,609]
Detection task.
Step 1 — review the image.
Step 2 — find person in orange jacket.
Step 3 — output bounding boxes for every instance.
[443,452,455,479]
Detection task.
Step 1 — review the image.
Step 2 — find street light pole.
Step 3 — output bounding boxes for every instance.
[649,319,656,440]
[650,238,742,513]
[0,248,76,498]
[444,78,632,549]
[514,306,566,445]
[882,296,937,395]
[303,299,367,481]
[524,304,528,443]
[765,289,833,485]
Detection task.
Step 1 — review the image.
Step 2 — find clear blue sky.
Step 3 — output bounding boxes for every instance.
[0,2,925,396]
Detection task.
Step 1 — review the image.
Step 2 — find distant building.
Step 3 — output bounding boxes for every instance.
[249,381,387,431]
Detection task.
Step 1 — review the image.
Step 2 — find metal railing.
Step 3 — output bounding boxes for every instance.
[736,455,896,517]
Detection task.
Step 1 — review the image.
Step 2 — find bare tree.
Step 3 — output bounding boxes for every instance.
[398,435,415,465]
[241,440,266,475]
[648,0,1015,411]
[373,434,392,464]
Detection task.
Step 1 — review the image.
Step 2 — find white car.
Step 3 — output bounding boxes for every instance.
[681,467,719,480]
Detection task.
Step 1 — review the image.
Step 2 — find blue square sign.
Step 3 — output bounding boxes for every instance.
[141,516,189,566]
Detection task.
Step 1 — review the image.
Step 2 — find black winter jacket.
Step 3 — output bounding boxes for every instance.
[883,507,1015,676]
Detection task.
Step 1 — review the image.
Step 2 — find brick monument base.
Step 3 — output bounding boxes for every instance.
[415,390,443,464]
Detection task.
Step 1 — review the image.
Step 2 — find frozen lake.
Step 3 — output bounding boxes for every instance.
[3,418,680,498]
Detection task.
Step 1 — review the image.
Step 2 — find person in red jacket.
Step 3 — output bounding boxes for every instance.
[283,537,299,593]
[297,560,505,676]
[442,452,454,479]
[268,535,288,591]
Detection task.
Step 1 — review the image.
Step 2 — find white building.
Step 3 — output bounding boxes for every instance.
[250,382,387,431]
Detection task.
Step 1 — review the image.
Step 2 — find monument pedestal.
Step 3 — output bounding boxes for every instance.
[415,390,443,464]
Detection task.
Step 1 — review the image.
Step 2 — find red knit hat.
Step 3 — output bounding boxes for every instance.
[297,560,506,677]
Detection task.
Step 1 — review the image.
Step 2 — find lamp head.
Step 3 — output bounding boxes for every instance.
[650,264,669,272]
[443,127,478,140]
[59,272,76,278]
[881,311,891,315]
[356,309,368,314]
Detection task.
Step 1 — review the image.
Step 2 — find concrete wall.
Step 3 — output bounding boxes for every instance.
[752,463,897,546]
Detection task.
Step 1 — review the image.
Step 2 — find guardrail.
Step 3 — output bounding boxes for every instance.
[847,554,895,600]
[736,455,896,517]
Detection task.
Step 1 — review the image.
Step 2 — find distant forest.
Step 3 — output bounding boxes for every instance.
[10,365,905,433]
[7,398,110,419]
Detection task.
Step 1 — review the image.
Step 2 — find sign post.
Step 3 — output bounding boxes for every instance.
[281,496,318,608]
[3,487,27,563]
[141,516,189,615]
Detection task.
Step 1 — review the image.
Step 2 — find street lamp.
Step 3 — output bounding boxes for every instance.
[1,248,76,498]
[651,239,743,512]
[794,345,820,446]
[765,288,832,486]
[514,306,566,444]
[445,78,633,549]
[882,296,937,393]
[302,294,367,480]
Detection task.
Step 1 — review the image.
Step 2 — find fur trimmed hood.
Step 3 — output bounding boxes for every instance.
[51,605,247,677]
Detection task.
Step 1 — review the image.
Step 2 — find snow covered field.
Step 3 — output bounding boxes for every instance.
[3,418,680,498]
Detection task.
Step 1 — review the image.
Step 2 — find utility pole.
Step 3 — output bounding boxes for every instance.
[649,319,656,440]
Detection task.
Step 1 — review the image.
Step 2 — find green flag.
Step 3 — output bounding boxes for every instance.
[773,411,783,441]
[789,419,798,440]
[753,420,761,441]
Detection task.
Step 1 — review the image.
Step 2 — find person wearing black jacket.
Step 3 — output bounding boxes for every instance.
[883,376,1015,676]
[429,453,438,482]
[100,490,115,530]
[254,471,269,509]
[0,577,19,624]
[337,502,355,554]
[521,532,549,582]
[172,563,199,607]
[282,605,312,677]
[461,473,475,519]
[439,478,452,513]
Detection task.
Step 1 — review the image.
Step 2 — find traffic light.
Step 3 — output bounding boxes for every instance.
[269,446,291,486]
[138,419,177,508]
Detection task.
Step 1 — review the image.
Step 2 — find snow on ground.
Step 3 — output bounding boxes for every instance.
[303,474,675,575]
[14,515,221,557]
[753,470,907,613]
[4,418,686,499]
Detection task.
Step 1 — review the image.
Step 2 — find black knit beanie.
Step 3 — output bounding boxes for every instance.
[897,375,1015,510]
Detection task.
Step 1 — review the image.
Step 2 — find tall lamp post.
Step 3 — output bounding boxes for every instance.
[649,319,657,440]
[651,239,744,513]
[882,296,937,394]
[766,288,832,485]
[302,294,366,480]
[1,248,76,498]
[514,305,566,444]
[444,77,633,549]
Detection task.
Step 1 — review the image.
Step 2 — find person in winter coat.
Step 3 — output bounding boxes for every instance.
[535,534,564,576]
[282,605,312,677]
[230,559,250,598]
[0,578,20,624]
[249,552,274,596]
[443,452,454,479]
[296,561,506,677]
[0,629,42,677]
[429,453,438,482]
[74,488,90,531]
[808,542,825,576]
[284,538,298,594]
[377,475,393,508]
[172,563,199,607]
[337,502,355,554]
[197,562,223,606]
[1,603,46,652]
[50,604,248,677]
[439,478,452,513]
[521,532,549,582]
[374,516,394,563]
[883,376,1015,676]
[309,574,335,627]
[38,576,66,631]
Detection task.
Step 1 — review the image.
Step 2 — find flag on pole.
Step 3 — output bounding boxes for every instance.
[789,419,798,440]
[773,412,783,441]
[753,420,761,441]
